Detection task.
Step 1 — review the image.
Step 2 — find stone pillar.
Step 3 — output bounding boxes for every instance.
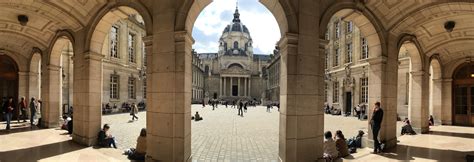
[367,55,398,149]
[244,77,247,96]
[238,77,241,96]
[41,65,62,128]
[431,79,443,125]
[230,77,233,96]
[220,77,222,97]
[72,52,103,146]
[441,78,453,125]
[409,71,430,133]
[28,72,40,100]
[279,33,324,161]
[248,77,251,97]
[223,77,226,96]
[18,72,29,101]
[146,31,192,161]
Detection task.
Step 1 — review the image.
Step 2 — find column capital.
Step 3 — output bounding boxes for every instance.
[367,56,387,66]
[175,31,194,44]
[143,35,153,46]
[319,38,329,49]
[410,70,428,76]
[278,32,298,47]
[84,51,104,61]
[47,64,61,71]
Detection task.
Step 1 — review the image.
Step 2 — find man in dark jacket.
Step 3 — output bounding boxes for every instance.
[3,97,16,130]
[370,102,383,153]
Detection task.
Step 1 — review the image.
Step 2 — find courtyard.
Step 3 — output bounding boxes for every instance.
[1,104,473,161]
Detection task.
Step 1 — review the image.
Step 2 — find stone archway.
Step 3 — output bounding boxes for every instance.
[28,52,42,102]
[0,54,19,119]
[320,2,399,150]
[429,56,442,125]
[397,38,429,133]
[73,2,152,146]
[42,34,74,128]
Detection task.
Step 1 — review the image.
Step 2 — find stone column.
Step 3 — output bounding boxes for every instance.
[279,33,324,161]
[146,31,192,161]
[41,65,62,128]
[248,77,251,97]
[431,79,443,125]
[28,72,40,100]
[244,77,247,96]
[441,78,453,125]
[238,77,241,96]
[72,52,103,146]
[220,77,222,97]
[367,55,398,149]
[18,71,29,100]
[230,77,233,96]
[223,77,226,96]
[409,71,430,133]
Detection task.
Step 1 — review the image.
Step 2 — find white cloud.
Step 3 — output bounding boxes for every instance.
[192,0,280,54]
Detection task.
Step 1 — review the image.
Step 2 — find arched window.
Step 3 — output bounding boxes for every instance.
[234,41,238,49]
[224,43,228,51]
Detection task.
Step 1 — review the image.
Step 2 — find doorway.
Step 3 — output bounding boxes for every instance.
[453,63,474,126]
[345,92,352,115]
[0,55,19,120]
[232,85,238,96]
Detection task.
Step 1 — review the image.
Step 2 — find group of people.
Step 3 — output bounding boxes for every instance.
[266,102,280,112]
[97,124,147,160]
[2,96,41,130]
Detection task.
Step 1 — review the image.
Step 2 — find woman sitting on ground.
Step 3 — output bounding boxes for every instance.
[323,131,339,160]
[401,118,416,135]
[126,128,147,160]
[194,111,203,121]
[334,130,350,157]
[98,124,117,148]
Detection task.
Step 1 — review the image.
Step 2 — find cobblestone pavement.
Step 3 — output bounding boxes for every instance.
[101,105,401,161]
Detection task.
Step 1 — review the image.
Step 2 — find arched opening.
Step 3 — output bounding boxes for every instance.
[452,63,474,126]
[185,0,285,160]
[41,36,74,128]
[0,54,19,120]
[429,57,442,125]
[321,8,384,149]
[396,40,428,133]
[29,52,42,103]
[84,4,151,149]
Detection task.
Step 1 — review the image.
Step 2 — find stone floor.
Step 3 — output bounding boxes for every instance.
[0,105,473,161]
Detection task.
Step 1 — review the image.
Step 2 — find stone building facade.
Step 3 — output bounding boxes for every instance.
[264,48,281,103]
[192,50,205,103]
[196,7,270,101]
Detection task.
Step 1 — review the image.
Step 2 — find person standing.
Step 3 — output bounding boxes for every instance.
[238,100,244,116]
[29,97,38,125]
[3,97,16,130]
[130,103,139,120]
[355,104,361,119]
[18,97,27,123]
[266,104,271,113]
[370,102,384,153]
[243,102,247,113]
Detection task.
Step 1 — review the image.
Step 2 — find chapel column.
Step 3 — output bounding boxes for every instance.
[41,64,62,128]
[244,77,247,96]
[223,77,226,96]
[230,77,233,96]
[72,51,103,146]
[238,77,241,96]
[409,70,430,133]
[220,77,222,97]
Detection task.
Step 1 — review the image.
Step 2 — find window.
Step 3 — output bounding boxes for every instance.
[333,48,340,66]
[325,49,328,69]
[224,43,228,51]
[142,42,146,66]
[143,79,147,99]
[110,75,119,99]
[333,81,339,103]
[335,21,340,39]
[128,33,136,63]
[110,26,119,58]
[346,43,352,63]
[361,38,369,59]
[233,41,239,49]
[325,83,328,102]
[128,77,136,99]
[346,21,353,33]
[360,77,368,103]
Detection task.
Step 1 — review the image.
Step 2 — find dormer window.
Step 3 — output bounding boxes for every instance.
[234,41,238,49]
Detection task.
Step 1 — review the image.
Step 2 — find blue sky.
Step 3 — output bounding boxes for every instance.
[192,0,280,54]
